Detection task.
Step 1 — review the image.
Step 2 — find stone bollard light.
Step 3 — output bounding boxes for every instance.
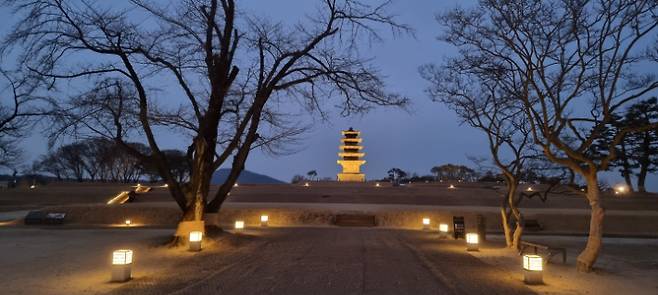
[523,254,543,284]
[111,249,133,282]
[260,215,269,227]
[189,231,203,252]
[439,223,449,239]
[466,233,479,251]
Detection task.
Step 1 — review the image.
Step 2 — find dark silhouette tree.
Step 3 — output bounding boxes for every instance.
[437,0,658,271]
[2,0,409,238]
[306,170,318,181]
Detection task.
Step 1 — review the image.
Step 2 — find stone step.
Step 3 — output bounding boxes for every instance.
[334,214,376,227]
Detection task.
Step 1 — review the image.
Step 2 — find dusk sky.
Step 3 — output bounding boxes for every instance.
[1,0,656,191]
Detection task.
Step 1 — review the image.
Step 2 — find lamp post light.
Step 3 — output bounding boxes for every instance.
[260,215,269,227]
[522,254,543,284]
[111,249,133,282]
[235,220,245,230]
[466,233,479,251]
[422,217,431,230]
[439,223,449,239]
[189,231,203,252]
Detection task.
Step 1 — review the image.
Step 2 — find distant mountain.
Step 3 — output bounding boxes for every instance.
[211,168,285,184]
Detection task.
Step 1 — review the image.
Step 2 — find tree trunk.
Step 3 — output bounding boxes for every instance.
[500,204,513,247]
[637,163,648,193]
[508,181,524,250]
[577,173,605,272]
[619,143,635,192]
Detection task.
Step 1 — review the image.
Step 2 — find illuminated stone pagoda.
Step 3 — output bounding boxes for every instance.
[337,127,366,182]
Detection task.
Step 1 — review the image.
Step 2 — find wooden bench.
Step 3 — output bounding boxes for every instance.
[524,219,543,231]
[519,241,566,264]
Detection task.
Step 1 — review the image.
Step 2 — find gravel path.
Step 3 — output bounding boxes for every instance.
[111,228,534,295]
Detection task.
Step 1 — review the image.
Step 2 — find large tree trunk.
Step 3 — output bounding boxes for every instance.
[507,181,524,250]
[637,162,648,193]
[577,173,605,272]
[500,204,513,247]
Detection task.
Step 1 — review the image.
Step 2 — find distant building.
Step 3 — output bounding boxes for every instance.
[337,128,366,182]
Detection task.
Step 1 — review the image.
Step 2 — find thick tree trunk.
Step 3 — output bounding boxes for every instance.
[577,174,605,272]
[500,205,513,247]
[637,164,648,193]
[508,181,524,250]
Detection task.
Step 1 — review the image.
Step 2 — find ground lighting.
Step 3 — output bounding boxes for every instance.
[422,217,431,230]
[439,223,449,239]
[234,220,245,230]
[522,254,543,284]
[466,233,479,251]
[124,219,131,227]
[189,231,203,252]
[111,249,133,282]
[304,182,310,187]
[448,184,456,189]
[260,215,269,227]
[375,182,381,187]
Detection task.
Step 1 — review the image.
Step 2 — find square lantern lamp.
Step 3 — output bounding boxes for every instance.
[439,223,449,239]
[189,231,203,252]
[124,219,131,227]
[235,220,245,230]
[466,233,479,251]
[422,217,431,230]
[111,249,133,282]
[260,215,269,227]
[523,254,543,284]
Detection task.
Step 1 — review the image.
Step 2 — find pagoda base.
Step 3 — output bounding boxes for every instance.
[338,173,365,182]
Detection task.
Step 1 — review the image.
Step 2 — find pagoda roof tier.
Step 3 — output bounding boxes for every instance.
[338,152,365,158]
[342,130,360,136]
[337,160,366,165]
[341,138,363,143]
[339,145,363,150]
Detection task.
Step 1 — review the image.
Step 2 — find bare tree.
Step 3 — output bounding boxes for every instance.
[438,0,658,271]
[422,63,535,250]
[2,0,409,238]
[0,69,40,168]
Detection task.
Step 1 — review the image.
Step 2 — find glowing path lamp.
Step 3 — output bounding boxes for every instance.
[439,223,449,239]
[189,231,203,252]
[124,219,131,227]
[304,182,310,187]
[260,215,269,227]
[375,182,381,187]
[111,249,133,282]
[235,220,245,230]
[523,254,543,284]
[466,233,479,251]
[422,217,431,230]
[448,184,456,189]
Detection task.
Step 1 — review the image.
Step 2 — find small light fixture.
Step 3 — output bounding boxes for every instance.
[304,182,310,187]
[439,223,449,238]
[466,233,479,251]
[137,183,141,187]
[448,184,456,189]
[189,231,203,252]
[124,219,131,227]
[235,220,245,230]
[162,183,169,188]
[111,249,133,282]
[29,184,36,189]
[260,215,269,227]
[614,185,628,195]
[422,217,431,230]
[522,254,543,284]
[375,182,381,187]
[526,187,533,192]
[233,183,239,187]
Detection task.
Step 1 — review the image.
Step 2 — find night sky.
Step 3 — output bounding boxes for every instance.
[1,1,656,191]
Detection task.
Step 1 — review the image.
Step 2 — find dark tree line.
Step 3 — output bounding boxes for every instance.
[35,138,190,183]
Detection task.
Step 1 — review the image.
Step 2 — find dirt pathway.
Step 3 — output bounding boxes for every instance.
[112,228,534,295]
